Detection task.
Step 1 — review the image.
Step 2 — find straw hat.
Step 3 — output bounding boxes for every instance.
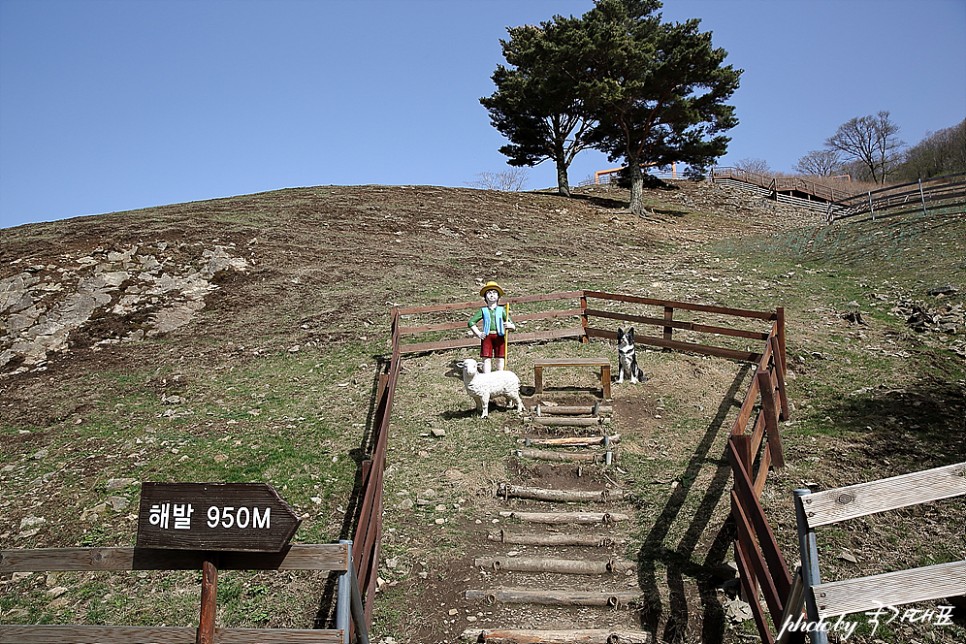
[479,281,505,297]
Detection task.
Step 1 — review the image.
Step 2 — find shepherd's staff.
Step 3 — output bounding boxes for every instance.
[505,298,511,368]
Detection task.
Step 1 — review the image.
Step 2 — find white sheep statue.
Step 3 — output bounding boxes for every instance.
[457,358,524,419]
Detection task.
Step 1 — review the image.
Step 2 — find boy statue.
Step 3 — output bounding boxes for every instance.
[467,281,515,373]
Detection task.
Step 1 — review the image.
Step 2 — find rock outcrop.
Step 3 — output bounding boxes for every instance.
[1,242,248,375]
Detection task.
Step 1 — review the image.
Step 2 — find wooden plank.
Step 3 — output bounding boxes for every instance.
[732,491,785,623]
[0,626,345,643]
[465,587,640,606]
[498,511,629,524]
[582,291,776,320]
[813,560,966,618]
[757,371,785,470]
[727,439,792,599]
[731,372,761,438]
[776,571,807,644]
[0,544,349,573]
[801,462,966,527]
[586,327,761,363]
[398,308,584,336]
[532,357,610,367]
[395,291,583,315]
[460,628,649,643]
[733,540,776,644]
[753,443,773,498]
[771,335,790,421]
[583,308,768,340]
[400,327,584,354]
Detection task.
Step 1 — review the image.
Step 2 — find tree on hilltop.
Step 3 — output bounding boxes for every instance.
[825,111,903,184]
[795,149,842,177]
[580,0,741,215]
[482,0,740,214]
[480,16,595,197]
[895,118,966,181]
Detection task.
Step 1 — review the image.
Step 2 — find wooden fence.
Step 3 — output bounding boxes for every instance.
[779,462,966,644]
[712,167,856,205]
[395,289,782,365]
[829,172,966,222]
[0,543,367,644]
[724,318,800,644]
[241,289,790,639]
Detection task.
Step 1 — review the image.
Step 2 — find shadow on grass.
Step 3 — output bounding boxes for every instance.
[823,376,966,467]
[314,353,392,628]
[637,364,751,643]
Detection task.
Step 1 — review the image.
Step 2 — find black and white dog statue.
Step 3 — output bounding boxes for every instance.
[616,327,647,384]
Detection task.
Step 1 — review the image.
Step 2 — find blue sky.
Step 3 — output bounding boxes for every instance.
[1,0,964,229]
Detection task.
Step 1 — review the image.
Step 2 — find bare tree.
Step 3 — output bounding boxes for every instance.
[795,149,842,176]
[734,158,771,176]
[470,168,529,192]
[825,111,903,184]
[896,118,966,180]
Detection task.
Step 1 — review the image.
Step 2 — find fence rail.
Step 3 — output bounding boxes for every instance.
[829,172,966,222]
[783,462,966,644]
[712,167,857,204]
[0,543,368,644]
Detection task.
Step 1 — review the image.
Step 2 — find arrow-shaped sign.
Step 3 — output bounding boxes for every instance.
[136,483,301,552]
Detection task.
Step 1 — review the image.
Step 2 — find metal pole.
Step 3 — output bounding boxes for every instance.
[336,540,351,644]
[794,489,828,644]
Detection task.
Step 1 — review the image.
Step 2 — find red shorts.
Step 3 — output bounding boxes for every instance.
[481,333,506,358]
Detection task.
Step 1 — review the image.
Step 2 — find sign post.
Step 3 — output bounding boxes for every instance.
[136,483,301,644]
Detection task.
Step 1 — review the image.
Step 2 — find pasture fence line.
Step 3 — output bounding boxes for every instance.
[828,171,966,223]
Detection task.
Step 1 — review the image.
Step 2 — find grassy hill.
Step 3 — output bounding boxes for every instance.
[1,181,963,642]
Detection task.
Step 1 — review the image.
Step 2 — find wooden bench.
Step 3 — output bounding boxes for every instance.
[533,357,612,400]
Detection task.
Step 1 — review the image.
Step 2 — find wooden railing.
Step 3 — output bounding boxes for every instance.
[778,463,966,644]
[350,309,402,635]
[712,167,856,204]
[725,320,799,644]
[0,543,368,644]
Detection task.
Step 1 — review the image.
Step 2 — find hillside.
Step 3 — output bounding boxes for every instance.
[1,181,964,643]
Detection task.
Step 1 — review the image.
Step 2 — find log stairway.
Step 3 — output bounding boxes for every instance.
[461,399,650,644]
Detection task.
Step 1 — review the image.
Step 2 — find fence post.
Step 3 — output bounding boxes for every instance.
[197,557,219,644]
[794,489,828,644]
[868,191,874,221]
[919,178,927,216]
[580,292,589,343]
[663,306,674,343]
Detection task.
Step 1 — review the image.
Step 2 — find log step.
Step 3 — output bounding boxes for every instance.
[515,448,606,463]
[523,434,620,447]
[535,403,613,417]
[529,416,610,428]
[498,511,630,525]
[460,628,649,643]
[487,529,618,547]
[498,483,625,503]
[473,556,636,574]
[465,587,640,607]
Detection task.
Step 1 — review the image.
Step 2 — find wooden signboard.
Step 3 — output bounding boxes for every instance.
[136,483,301,552]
